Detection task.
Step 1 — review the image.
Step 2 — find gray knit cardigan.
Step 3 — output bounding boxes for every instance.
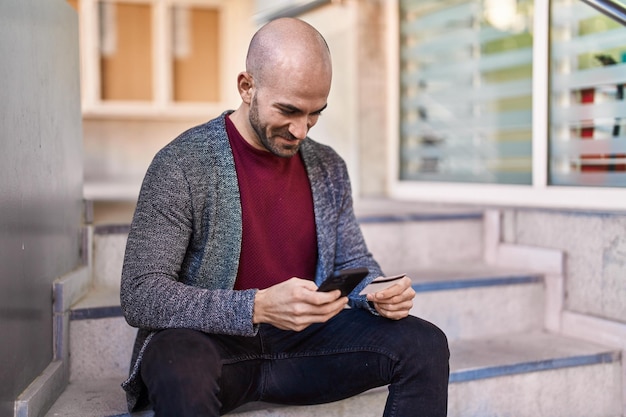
[120,112,382,411]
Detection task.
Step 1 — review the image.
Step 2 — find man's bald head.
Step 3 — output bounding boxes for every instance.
[245,18,332,89]
[229,18,332,157]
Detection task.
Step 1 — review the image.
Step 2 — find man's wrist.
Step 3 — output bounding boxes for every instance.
[252,289,266,324]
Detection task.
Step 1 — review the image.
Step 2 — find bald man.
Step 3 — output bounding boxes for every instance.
[120,18,449,417]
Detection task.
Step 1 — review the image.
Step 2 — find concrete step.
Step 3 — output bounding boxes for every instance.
[91,224,129,290]
[45,331,622,417]
[355,200,485,273]
[67,263,545,381]
[408,263,545,342]
[68,287,134,382]
[90,200,485,289]
[70,202,488,385]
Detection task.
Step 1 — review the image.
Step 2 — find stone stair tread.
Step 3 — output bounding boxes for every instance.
[89,199,483,238]
[405,263,542,291]
[45,331,619,417]
[70,286,121,320]
[71,262,541,316]
[353,198,483,220]
[448,331,619,382]
[408,263,541,282]
[72,286,120,310]
[44,376,129,417]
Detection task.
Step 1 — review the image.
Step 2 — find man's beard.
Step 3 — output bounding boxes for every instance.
[249,95,302,158]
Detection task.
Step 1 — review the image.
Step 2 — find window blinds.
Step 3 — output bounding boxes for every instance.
[398,0,534,184]
[550,0,626,187]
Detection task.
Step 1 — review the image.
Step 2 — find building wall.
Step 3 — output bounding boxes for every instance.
[81,1,390,210]
[356,0,388,196]
[0,1,83,416]
[502,209,626,324]
[81,0,255,212]
[83,117,209,189]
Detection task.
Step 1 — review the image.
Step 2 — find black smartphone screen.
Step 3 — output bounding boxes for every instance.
[317,267,369,297]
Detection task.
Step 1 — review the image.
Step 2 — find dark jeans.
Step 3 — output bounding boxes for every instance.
[140,308,449,417]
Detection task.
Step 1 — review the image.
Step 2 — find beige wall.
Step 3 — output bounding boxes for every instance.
[355,0,388,196]
[83,117,209,187]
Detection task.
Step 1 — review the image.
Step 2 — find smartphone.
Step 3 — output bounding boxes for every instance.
[317,267,370,297]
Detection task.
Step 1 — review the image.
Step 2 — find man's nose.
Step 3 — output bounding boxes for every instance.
[289,116,310,140]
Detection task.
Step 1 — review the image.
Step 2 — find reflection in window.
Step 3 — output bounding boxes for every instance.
[398,0,534,184]
[550,0,626,187]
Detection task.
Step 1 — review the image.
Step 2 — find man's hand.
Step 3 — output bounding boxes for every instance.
[253,278,348,331]
[366,276,415,320]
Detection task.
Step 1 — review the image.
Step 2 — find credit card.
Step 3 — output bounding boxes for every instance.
[359,273,406,295]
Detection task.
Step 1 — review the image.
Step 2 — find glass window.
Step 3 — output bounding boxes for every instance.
[398,0,534,184]
[75,0,224,108]
[550,0,626,187]
[172,6,221,102]
[99,1,153,101]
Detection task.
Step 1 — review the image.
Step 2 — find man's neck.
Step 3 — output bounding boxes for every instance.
[228,106,263,151]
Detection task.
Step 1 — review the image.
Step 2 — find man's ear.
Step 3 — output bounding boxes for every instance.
[237,72,254,104]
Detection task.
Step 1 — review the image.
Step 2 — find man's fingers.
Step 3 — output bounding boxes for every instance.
[367,277,415,320]
[374,299,413,320]
[254,278,349,331]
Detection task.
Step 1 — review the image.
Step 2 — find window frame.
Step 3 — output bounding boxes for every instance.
[386,0,626,211]
[77,0,244,120]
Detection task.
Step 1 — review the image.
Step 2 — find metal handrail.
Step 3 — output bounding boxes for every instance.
[581,0,626,25]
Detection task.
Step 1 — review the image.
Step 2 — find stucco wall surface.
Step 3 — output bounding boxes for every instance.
[83,118,206,188]
[0,1,83,416]
[502,209,626,323]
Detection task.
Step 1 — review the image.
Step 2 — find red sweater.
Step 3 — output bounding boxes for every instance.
[226,116,318,290]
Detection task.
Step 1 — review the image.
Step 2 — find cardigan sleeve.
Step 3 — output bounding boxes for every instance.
[120,144,258,337]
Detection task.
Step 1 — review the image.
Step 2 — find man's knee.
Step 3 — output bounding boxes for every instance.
[141,328,221,386]
[396,316,449,361]
[140,329,223,415]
